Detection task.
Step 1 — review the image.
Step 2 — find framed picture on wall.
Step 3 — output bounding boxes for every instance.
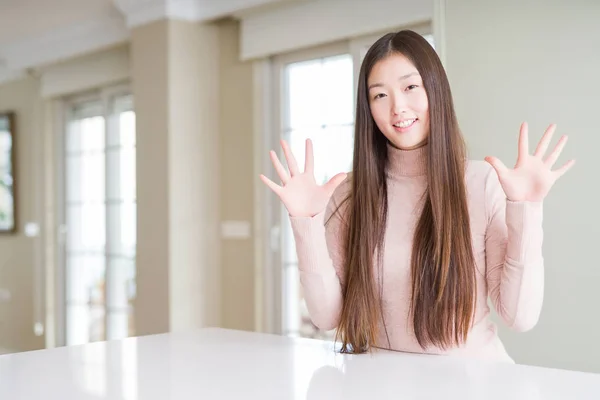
[0,112,16,234]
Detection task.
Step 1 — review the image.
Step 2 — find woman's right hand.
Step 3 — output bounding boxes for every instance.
[260,139,348,218]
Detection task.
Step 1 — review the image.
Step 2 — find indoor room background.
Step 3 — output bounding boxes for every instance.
[0,0,598,375]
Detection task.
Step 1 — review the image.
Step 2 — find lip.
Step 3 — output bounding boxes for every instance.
[392,118,418,133]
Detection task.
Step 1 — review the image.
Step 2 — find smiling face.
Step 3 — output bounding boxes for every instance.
[367,52,430,150]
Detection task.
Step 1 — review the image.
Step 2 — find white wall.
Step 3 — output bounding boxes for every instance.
[443,0,600,373]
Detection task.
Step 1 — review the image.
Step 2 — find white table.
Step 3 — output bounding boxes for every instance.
[0,328,598,399]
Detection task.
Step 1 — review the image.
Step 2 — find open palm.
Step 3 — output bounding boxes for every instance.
[260,139,347,218]
[485,122,575,202]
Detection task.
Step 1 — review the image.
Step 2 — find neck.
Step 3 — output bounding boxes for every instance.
[386,141,428,179]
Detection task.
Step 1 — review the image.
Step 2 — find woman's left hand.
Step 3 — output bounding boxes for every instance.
[485,122,575,202]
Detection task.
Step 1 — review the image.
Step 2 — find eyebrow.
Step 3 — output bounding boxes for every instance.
[368,72,420,90]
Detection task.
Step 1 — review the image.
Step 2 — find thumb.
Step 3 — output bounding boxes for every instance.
[484,156,508,178]
[324,172,347,195]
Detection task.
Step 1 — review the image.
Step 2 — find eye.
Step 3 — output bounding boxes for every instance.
[373,93,386,100]
[406,84,419,91]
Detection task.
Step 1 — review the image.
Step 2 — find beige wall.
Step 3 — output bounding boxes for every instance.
[130,20,171,336]
[445,0,600,373]
[0,17,257,352]
[132,18,222,335]
[130,17,257,334]
[218,19,255,331]
[0,77,45,352]
[167,19,221,332]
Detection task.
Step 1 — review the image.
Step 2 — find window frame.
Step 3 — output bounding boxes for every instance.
[56,82,135,346]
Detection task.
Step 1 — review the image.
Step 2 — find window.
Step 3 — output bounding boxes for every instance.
[0,114,14,232]
[264,28,435,340]
[62,88,136,345]
[280,53,355,339]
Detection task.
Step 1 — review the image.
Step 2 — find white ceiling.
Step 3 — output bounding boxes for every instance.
[0,0,301,84]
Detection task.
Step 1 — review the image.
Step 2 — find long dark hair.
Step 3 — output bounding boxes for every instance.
[333,30,476,353]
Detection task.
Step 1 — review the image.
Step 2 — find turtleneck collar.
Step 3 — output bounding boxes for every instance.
[386,141,428,179]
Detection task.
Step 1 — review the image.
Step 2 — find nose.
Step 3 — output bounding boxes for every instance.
[391,93,408,115]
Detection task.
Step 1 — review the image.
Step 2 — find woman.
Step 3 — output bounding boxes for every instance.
[260,30,574,362]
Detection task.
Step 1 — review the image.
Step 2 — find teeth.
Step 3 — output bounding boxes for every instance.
[394,119,415,128]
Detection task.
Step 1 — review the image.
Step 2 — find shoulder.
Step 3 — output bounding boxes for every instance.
[325,172,353,225]
[465,159,502,194]
[465,159,495,184]
[332,171,353,201]
[465,159,505,221]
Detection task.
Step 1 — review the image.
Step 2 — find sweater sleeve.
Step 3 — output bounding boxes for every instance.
[288,187,348,331]
[484,168,545,332]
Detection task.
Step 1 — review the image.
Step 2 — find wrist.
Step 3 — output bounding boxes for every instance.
[507,196,544,203]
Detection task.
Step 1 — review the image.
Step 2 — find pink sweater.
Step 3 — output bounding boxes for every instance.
[289,143,544,363]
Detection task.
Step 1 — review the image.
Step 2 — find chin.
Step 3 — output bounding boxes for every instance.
[405,140,428,150]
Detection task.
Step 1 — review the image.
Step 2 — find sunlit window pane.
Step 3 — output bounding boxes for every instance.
[67,116,105,153]
[66,152,105,203]
[288,125,354,185]
[0,128,14,231]
[322,55,354,126]
[287,59,323,130]
[106,202,136,259]
[120,111,136,147]
[66,304,105,345]
[67,204,106,252]
[107,258,136,310]
[66,255,106,305]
